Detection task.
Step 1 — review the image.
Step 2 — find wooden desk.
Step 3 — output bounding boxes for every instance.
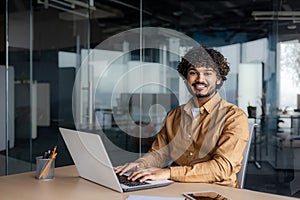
[0,165,298,200]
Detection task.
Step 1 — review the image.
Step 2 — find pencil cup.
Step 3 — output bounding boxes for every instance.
[35,156,55,180]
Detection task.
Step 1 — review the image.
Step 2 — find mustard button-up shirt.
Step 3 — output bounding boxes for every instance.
[136,93,249,187]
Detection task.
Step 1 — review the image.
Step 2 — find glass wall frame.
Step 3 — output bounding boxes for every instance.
[2,0,300,197]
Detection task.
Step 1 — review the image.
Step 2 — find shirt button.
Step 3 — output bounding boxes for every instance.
[189,152,193,156]
[188,134,192,138]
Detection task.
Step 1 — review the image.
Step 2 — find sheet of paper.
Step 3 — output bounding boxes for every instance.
[126,194,185,200]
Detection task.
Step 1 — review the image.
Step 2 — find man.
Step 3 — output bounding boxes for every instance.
[115,45,249,187]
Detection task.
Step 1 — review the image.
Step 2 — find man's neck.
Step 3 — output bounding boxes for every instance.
[193,92,217,107]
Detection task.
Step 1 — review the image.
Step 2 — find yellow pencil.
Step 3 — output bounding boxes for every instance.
[38,152,57,179]
[38,146,57,179]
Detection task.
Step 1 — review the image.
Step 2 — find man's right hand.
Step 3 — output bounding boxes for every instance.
[114,162,144,176]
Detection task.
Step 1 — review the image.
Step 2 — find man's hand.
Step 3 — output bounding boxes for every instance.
[114,162,144,176]
[128,167,171,182]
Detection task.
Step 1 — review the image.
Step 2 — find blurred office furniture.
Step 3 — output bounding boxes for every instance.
[0,66,15,150]
[269,111,300,170]
[289,115,300,145]
[276,112,300,141]
[118,93,178,123]
[95,93,179,152]
[95,109,113,130]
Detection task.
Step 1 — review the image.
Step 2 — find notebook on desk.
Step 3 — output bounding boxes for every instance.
[59,128,173,193]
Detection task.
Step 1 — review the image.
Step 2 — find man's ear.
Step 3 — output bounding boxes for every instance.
[216,76,224,90]
[216,77,222,85]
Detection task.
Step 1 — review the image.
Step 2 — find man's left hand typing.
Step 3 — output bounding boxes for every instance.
[128,167,171,182]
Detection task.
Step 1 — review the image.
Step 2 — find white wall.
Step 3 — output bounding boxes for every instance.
[238,38,268,116]
[242,38,268,64]
[238,63,263,116]
[215,44,240,104]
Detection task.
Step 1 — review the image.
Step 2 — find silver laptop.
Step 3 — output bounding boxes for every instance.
[59,128,173,192]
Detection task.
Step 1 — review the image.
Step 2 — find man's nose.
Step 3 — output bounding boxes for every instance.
[196,72,205,82]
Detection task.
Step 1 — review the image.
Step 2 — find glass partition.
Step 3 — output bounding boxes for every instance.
[4,0,93,173]
[2,0,300,197]
[4,0,32,174]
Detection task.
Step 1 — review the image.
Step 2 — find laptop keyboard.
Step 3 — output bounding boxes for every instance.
[117,175,150,187]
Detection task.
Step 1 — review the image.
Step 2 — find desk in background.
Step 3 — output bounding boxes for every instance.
[0,165,298,200]
[276,112,300,147]
[277,112,300,132]
[272,112,300,169]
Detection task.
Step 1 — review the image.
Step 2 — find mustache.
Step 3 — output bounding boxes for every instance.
[191,82,208,87]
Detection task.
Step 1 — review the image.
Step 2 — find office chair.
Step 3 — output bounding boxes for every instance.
[237,122,256,189]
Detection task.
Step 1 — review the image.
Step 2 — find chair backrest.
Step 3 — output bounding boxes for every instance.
[237,122,256,189]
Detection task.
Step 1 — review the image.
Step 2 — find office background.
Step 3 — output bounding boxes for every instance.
[1,0,300,198]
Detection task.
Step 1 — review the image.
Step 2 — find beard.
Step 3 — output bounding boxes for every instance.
[195,89,216,98]
[186,81,217,98]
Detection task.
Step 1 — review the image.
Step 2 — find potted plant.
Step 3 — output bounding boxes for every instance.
[247,102,257,118]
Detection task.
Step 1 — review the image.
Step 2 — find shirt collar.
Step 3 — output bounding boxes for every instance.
[183,92,221,114]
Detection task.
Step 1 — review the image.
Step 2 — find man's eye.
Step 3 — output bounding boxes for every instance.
[189,71,197,75]
[204,72,213,76]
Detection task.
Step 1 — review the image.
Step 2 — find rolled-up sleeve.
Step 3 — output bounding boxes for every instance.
[136,120,170,168]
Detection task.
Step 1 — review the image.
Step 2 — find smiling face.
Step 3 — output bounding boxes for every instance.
[177,46,230,105]
[186,65,221,103]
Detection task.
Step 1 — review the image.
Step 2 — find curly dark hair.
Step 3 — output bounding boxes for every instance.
[177,46,230,89]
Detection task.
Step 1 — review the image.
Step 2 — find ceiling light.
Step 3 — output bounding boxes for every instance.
[287,25,297,30]
[38,0,96,18]
[172,11,183,16]
[252,11,300,21]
